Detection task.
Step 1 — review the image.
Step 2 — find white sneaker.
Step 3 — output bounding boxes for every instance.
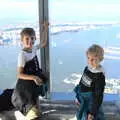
[69,115,77,120]
[14,110,26,120]
[39,95,47,101]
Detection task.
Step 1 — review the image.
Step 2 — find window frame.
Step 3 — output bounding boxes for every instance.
[38,0,51,99]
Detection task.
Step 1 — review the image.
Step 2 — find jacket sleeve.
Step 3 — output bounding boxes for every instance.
[89,73,105,116]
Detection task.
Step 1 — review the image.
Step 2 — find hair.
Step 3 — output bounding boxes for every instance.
[87,44,104,62]
[20,28,36,41]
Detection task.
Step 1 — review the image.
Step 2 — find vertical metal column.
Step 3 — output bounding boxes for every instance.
[38,0,50,99]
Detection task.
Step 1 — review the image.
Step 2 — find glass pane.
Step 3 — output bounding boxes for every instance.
[49,0,120,101]
[0,0,39,91]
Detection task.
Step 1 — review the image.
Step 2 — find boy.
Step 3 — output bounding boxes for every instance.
[12,22,48,120]
[74,44,106,120]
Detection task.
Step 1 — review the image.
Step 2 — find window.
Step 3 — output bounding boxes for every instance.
[49,0,120,101]
[0,0,39,90]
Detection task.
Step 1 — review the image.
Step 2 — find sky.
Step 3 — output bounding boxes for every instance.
[0,0,120,26]
[49,0,120,23]
[0,0,38,26]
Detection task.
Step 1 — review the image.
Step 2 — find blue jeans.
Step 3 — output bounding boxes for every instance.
[74,85,105,120]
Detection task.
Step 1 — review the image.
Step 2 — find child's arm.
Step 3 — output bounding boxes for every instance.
[88,74,105,118]
[17,52,44,85]
[17,67,44,85]
[35,21,49,49]
[40,21,49,48]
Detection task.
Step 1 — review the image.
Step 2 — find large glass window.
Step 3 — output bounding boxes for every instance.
[0,0,39,90]
[49,0,120,100]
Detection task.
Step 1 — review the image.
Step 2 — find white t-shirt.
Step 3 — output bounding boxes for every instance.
[17,45,40,67]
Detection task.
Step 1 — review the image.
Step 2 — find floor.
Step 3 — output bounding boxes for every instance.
[0,100,120,120]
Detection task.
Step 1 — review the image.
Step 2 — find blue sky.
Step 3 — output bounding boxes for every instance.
[1,0,120,26]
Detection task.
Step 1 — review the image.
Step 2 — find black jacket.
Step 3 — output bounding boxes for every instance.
[79,66,106,116]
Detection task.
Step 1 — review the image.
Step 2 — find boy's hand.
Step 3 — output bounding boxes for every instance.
[41,21,49,31]
[33,76,44,85]
[87,113,94,120]
[75,98,80,106]
[40,21,49,48]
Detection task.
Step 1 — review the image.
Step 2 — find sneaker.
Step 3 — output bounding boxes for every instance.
[69,115,77,120]
[14,110,26,120]
[39,95,47,100]
[25,106,40,120]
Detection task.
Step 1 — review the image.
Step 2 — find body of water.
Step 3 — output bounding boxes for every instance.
[0,25,120,101]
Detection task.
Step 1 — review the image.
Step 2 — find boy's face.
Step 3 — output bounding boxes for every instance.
[87,53,100,69]
[22,35,36,49]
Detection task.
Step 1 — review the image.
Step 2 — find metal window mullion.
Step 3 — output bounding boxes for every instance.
[38,0,50,99]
